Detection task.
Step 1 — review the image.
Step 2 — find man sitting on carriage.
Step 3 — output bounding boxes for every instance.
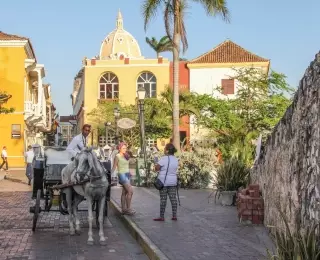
[66,124,111,201]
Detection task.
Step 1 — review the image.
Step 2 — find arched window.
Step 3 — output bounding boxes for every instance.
[137,72,157,98]
[99,72,119,99]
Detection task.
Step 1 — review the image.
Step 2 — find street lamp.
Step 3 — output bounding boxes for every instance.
[137,86,147,171]
[113,107,120,145]
[104,121,112,145]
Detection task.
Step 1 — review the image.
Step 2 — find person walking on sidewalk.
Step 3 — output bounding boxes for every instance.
[25,145,34,185]
[0,146,9,172]
[154,143,179,221]
[111,142,135,215]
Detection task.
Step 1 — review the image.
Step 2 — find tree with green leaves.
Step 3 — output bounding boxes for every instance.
[145,36,173,58]
[0,92,14,114]
[142,0,230,152]
[191,68,294,165]
[87,101,171,148]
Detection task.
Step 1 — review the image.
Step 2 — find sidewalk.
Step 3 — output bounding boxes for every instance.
[111,187,273,260]
[2,168,28,184]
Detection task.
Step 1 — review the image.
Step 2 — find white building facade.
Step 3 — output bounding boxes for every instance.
[187,40,270,142]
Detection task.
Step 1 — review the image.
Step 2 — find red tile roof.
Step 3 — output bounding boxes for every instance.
[189,40,269,64]
[0,31,28,40]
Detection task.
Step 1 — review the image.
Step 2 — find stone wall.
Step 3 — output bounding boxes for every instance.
[251,52,320,234]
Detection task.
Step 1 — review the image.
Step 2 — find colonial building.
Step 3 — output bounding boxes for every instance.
[56,115,77,146]
[187,40,270,142]
[0,31,55,167]
[71,11,170,146]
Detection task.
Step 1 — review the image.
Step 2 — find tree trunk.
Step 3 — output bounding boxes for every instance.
[172,2,181,152]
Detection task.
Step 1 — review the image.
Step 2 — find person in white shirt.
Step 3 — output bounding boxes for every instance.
[0,146,8,172]
[66,124,91,159]
[25,145,34,185]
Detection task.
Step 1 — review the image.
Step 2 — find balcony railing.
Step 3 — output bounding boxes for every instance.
[24,101,34,114]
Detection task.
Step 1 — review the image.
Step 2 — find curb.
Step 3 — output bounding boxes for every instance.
[110,199,169,260]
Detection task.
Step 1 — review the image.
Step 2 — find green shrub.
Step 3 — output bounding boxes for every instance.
[213,158,249,192]
[178,148,217,189]
[267,206,320,259]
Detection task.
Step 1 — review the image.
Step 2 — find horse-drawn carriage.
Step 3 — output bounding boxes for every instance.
[30,146,111,245]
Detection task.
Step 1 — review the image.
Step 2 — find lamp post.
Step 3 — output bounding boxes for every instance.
[137,86,147,171]
[113,107,120,145]
[104,121,111,145]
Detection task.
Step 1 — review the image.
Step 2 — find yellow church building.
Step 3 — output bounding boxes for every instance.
[71,11,170,146]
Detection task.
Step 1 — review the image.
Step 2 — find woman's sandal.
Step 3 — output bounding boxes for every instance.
[125,209,136,216]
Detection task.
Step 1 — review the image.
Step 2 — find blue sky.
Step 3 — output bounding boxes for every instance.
[1,0,318,114]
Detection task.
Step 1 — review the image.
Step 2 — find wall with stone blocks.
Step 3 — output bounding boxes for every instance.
[251,52,320,234]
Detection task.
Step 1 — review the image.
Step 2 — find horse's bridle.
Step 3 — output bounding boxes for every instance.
[74,151,104,184]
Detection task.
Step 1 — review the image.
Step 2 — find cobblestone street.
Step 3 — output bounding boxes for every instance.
[0,184,148,260]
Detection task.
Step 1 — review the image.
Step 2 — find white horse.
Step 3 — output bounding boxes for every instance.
[61,147,109,245]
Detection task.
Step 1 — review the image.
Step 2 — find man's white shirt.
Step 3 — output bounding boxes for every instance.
[66,134,88,157]
[1,149,7,158]
[25,150,34,163]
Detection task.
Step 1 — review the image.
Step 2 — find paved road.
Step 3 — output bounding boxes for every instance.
[0,187,148,260]
[112,187,274,260]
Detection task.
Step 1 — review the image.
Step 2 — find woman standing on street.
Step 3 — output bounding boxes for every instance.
[111,142,135,215]
[154,143,179,221]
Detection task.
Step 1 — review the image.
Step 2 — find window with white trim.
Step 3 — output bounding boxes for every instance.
[137,72,157,98]
[99,72,119,99]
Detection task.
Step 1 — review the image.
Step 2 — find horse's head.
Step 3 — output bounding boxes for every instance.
[74,147,94,179]
[74,147,106,181]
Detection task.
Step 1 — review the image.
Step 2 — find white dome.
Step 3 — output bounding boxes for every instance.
[99,10,142,60]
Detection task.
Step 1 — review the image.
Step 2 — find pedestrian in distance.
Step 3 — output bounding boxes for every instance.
[0,146,9,172]
[25,145,34,185]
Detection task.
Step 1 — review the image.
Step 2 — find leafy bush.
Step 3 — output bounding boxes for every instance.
[178,148,218,189]
[267,206,320,259]
[213,158,249,192]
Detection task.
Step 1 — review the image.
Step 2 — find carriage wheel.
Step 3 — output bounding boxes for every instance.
[59,193,69,215]
[44,188,53,211]
[32,189,41,232]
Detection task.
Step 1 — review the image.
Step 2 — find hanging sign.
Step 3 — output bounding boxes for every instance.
[117,118,136,129]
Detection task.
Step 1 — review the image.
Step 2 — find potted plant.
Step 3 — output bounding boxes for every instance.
[213,158,249,206]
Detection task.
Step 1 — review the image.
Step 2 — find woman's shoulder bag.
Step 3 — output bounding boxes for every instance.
[154,156,170,190]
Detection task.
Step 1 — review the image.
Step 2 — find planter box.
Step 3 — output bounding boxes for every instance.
[220,191,236,206]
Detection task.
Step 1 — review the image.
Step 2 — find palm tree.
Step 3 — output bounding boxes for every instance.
[142,0,230,152]
[145,36,173,58]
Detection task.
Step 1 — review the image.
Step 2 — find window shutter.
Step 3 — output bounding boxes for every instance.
[221,79,235,95]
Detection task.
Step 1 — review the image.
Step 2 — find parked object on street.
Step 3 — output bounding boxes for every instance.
[30,146,111,247]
